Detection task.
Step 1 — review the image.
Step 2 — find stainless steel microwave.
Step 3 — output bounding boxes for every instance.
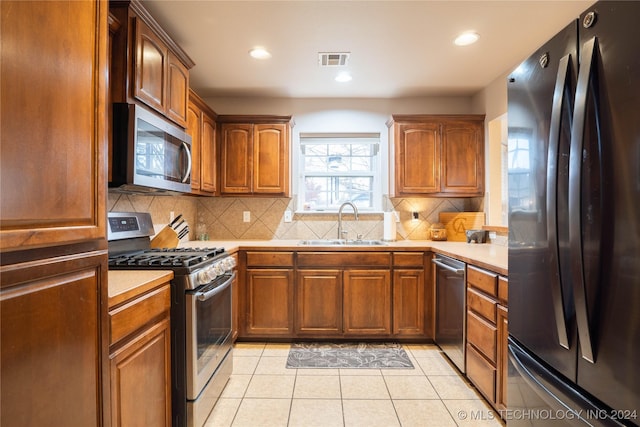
[110,103,192,194]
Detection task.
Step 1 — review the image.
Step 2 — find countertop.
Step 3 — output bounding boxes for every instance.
[108,270,174,308]
[181,239,508,276]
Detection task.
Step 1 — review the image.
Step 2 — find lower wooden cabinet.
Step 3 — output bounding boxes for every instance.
[465,265,508,417]
[245,268,294,336]
[109,282,171,427]
[238,250,429,340]
[343,270,391,336]
[393,269,426,336]
[296,269,342,335]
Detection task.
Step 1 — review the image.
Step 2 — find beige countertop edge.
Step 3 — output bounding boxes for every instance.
[181,240,508,276]
[108,270,174,309]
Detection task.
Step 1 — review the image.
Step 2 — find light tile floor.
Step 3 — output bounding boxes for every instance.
[205,342,504,427]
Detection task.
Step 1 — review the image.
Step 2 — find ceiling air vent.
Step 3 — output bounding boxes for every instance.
[318,52,350,67]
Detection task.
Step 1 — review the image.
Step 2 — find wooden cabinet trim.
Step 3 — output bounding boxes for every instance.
[498,276,508,305]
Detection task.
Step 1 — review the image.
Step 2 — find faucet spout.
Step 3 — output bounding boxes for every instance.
[337,202,359,240]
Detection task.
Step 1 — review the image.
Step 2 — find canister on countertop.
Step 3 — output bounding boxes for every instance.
[429,222,447,241]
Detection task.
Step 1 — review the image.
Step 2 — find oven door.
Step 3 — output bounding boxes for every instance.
[185,271,234,399]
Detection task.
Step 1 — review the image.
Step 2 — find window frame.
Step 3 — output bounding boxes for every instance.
[297,132,383,213]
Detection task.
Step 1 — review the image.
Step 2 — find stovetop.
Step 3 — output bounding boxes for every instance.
[108,247,227,271]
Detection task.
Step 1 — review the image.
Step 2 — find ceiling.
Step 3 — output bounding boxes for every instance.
[143,0,595,99]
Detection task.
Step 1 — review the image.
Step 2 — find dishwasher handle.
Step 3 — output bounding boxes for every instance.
[432,258,465,275]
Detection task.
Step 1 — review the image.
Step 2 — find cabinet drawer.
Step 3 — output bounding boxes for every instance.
[297,252,391,267]
[466,343,496,402]
[467,310,497,363]
[393,252,424,267]
[467,265,498,297]
[109,284,171,346]
[467,287,497,323]
[246,251,294,267]
[498,276,508,305]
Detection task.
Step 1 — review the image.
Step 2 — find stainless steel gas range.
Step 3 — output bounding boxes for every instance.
[107,212,234,427]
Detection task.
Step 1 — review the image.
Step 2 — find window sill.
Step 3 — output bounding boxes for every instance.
[294,210,385,216]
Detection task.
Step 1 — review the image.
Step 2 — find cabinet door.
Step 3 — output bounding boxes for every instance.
[343,270,391,335]
[246,269,294,336]
[110,318,171,427]
[200,114,217,193]
[253,123,289,195]
[1,252,107,427]
[393,269,425,336]
[441,120,484,195]
[166,51,188,127]
[134,18,166,113]
[296,270,342,335]
[394,122,440,194]
[220,124,253,194]
[496,304,508,412]
[186,103,202,193]
[1,0,107,251]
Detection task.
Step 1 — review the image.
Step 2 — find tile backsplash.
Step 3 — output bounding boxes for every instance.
[108,191,484,242]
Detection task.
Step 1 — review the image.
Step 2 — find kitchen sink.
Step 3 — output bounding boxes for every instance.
[299,239,387,246]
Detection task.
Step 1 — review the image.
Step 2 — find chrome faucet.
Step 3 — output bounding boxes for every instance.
[337,201,359,240]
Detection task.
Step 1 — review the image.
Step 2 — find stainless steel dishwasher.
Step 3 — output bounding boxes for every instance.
[432,254,466,373]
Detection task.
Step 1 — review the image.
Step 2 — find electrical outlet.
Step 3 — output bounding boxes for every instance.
[243,211,251,222]
[284,210,293,223]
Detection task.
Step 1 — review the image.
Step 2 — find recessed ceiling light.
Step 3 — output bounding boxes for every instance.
[249,47,271,59]
[335,71,352,82]
[454,31,480,46]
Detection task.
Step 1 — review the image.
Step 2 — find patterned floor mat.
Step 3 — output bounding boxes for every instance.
[286,342,414,369]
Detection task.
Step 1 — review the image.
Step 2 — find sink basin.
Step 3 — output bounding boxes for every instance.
[299,239,387,246]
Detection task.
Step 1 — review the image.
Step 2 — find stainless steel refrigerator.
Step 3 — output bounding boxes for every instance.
[507,1,640,426]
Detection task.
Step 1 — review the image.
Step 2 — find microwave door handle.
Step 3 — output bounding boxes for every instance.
[181,141,192,183]
[547,53,572,350]
[195,271,235,302]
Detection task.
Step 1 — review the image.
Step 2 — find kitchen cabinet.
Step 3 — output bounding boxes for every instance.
[109,281,172,427]
[392,252,428,337]
[110,0,194,127]
[187,90,218,195]
[297,251,392,338]
[0,1,109,426]
[219,116,291,196]
[388,115,485,197]
[465,264,508,417]
[243,251,295,337]
[296,269,343,335]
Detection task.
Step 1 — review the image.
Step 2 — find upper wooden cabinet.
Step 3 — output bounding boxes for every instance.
[110,0,194,127]
[218,116,291,196]
[388,115,485,197]
[1,0,108,252]
[187,90,218,195]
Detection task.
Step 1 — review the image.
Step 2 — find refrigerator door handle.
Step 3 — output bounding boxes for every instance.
[569,36,598,364]
[546,53,572,350]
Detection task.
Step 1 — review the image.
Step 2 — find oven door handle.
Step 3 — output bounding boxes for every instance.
[195,271,236,302]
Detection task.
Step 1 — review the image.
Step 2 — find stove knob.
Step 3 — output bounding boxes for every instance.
[222,257,236,270]
[197,269,212,285]
[213,262,224,276]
